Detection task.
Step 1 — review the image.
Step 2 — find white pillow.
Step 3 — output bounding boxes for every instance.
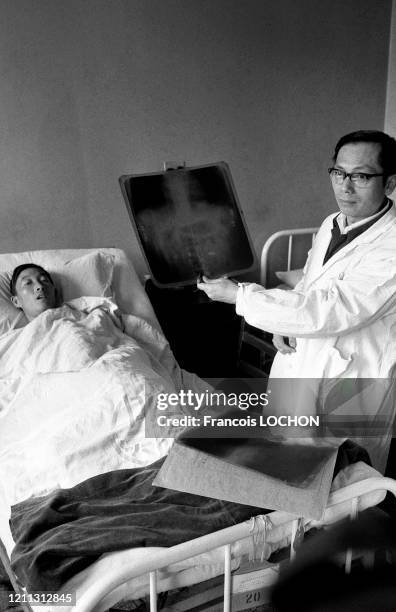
[275,268,303,289]
[0,251,114,333]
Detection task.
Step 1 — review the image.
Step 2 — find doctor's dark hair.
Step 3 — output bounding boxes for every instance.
[10,264,54,296]
[333,130,396,178]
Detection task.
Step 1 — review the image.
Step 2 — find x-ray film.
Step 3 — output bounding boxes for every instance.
[119,163,256,287]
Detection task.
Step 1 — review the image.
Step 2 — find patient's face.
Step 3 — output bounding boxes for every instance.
[11,267,58,320]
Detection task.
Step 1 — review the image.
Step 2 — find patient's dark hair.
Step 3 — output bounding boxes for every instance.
[333,130,396,178]
[10,264,54,296]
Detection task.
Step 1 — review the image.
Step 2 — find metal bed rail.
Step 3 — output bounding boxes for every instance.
[238,227,318,378]
[260,227,318,286]
[71,476,396,612]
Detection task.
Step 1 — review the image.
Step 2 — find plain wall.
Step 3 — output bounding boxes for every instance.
[385,1,396,137]
[0,0,392,278]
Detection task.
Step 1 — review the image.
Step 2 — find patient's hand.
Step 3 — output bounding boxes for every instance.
[272,334,296,354]
[197,276,238,304]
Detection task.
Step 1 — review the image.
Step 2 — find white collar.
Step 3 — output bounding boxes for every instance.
[336,199,391,235]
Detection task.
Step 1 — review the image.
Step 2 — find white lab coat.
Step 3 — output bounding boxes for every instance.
[236,202,396,471]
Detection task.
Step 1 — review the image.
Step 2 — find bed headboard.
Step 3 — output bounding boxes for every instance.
[260,228,318,288]
[0,247,160,331]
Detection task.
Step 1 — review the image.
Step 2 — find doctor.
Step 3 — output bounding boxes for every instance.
[197,130,396,470]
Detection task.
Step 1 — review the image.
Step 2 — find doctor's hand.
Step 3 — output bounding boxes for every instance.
[197,276,238,304]
[272,334,296,354]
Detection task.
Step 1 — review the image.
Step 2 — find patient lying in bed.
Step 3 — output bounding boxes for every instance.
[0,263,206,507]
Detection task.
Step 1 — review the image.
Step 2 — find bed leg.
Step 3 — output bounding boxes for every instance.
[345,497,359,574]
[223,544,232,612]
[149,571,157,612]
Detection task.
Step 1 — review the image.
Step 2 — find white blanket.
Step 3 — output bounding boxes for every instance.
[0,298,204,506]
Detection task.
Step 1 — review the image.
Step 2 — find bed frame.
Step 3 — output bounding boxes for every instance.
[259,227,318,287]
[238,227,318,378]
[84,477,396,612]
[1,475,395,612]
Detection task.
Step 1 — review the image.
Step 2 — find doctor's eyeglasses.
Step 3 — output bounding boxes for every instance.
[328,168,384,188]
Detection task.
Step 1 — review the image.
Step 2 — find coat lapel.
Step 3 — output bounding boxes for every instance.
[304,202,396,288]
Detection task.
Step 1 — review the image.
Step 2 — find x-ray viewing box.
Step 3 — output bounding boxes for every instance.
[119,163,256,287]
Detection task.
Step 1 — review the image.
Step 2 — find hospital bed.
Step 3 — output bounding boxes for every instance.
[1,465,395,612]
[0,246,395,612]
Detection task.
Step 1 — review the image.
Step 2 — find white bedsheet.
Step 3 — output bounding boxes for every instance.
[0,297,202,506]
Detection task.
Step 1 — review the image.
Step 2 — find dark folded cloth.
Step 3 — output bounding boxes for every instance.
[9,441,370,593]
